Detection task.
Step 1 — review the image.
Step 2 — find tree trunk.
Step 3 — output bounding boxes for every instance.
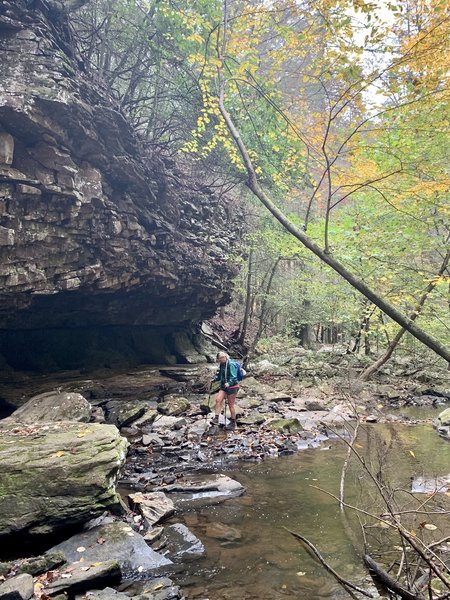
[359,249,450,380]
[217,90,450,364]
[237,246,254,346]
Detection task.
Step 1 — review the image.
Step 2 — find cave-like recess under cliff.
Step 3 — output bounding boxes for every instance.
[0,0,242,371]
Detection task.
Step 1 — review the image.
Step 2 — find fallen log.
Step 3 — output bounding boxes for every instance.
[363,554,424,600]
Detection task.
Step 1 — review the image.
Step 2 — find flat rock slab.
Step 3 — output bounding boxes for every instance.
[48,521,172,578]
[43,560,121,597]
[0,423,128,546]
[155,474,245,509]
[77,577,182,600]
[155,524,204,561]
[151,416,186,431]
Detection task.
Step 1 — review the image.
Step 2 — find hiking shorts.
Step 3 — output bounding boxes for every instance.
[222,385,239,395]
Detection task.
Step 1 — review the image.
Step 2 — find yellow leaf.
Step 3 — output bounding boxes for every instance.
[53,450,65,458]
[409,450,415,458]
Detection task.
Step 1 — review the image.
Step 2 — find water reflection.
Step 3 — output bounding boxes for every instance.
[170,423,450,599]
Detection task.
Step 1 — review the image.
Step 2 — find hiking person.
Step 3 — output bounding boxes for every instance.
[211,351,239,430]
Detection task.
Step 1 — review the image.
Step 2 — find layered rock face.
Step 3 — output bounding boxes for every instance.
[0,1,240,370]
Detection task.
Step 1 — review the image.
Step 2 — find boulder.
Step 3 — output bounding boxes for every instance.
[436,408,450,427]
[434,407,450,439]
[0,573,34,600]
[4,391,91,424]
[151,416,186,431]
[48,521,172,578]
[155,524,204,561]
[157,397,190,416]
[128,492,175,527]
[266,418,303,434]
[104,401,147,428]
[0,422,128,551]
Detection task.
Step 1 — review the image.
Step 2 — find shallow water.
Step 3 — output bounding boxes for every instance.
[169,423,450,600]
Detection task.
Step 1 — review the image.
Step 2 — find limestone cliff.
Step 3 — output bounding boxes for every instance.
[0,0,241,370]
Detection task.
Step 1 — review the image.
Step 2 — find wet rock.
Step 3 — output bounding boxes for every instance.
[143,527,164,544]
[3,391,91,424]
[205,522,241,542]
[76,588,129,600]
[151,416,186,431]
[304,400,326,411]
[48,521,172,578]
[436,408,450,426]
[266,418,303,434]
[105,401,147,428]
[155,524,204,561]
[117,577,182,600]
[43,560,121,597]
[156,474,245,509]
[158,367,205,383]
[128,492,175,527]
[157,397,190,417]
[238,414,266,426]
[0,573,34,600]
[0,423,128,548]
[263,392,292,403]
[142,433,164,446]
[4,551,66,577]
[238,397,263,409]
[133,409,158,428]
[434,407,450,439]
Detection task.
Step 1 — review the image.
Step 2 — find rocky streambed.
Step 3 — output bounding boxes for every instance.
[0,356,449,600]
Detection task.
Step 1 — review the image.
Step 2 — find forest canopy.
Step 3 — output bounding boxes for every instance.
[69,0,450,367]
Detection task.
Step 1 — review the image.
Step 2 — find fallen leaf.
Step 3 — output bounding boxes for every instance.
[296,571,306,577]
[409,450,415,458]
[90,562,103,567]
[52,451,65,458]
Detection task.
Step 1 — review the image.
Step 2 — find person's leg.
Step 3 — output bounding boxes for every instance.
[227,393,237,420]
[213,390,226,421]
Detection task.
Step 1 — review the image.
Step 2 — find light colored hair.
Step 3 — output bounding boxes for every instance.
[216,351,229,360]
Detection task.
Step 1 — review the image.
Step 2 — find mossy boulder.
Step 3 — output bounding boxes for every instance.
[5,391,91,424]
[157,396,190,416]
[266,418,303,434]
[436,408,450,426]
[0,422,128,551]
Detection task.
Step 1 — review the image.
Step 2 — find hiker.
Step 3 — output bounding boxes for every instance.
[211,351,239,430]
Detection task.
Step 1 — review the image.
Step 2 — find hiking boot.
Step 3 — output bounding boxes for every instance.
[227,419,237,430]
[211,415,219,425]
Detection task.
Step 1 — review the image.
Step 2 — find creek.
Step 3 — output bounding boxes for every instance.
[164,413,450,600]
